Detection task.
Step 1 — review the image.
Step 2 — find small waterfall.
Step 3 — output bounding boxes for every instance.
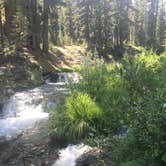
[0,72,77,141]
[53,144,92,166]
[0,88,49,140]
[0,72,90,166]
[57,72,79,83]
[45,72,79,85]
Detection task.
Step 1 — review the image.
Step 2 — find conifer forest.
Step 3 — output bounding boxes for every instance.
[0,0,166,166]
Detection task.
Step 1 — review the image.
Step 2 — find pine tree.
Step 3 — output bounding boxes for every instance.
[147,0,159,49]
[43,0,49,53]
[156,0,166,52]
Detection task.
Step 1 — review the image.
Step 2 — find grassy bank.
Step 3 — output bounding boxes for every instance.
[49,50,166,166]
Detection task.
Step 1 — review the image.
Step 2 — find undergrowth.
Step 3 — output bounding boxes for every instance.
[49,50,166,165]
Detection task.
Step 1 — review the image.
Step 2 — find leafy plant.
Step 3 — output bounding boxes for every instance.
[49,92,103,140]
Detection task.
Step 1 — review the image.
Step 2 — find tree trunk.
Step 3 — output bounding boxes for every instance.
[27,0,40,49]
[0,10,4,49]
[31,0,40,49]
[4,0,16,43]
[43,0,49,54]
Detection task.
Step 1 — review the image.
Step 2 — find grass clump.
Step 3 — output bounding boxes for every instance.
[66,92,103,126]
[49,92,103,140]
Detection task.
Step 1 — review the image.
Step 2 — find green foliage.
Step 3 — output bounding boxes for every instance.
[66,92,102,123]
[120,53,160,93]
[49,50,166,165]
[66,92,104,139]
[49,104,71,140]
[29,68,43,86]
[119,160,144,166]
[111,51,166,166]
[49,92,103,140]
[75,58,110,102]
[73,58,129,132]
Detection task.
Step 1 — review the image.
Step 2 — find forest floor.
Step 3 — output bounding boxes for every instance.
[0,45,85,105]
[26,45,86,72]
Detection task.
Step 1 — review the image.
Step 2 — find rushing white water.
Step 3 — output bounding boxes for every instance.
[45,72,79,85]
[0,89,48,140]
[57,72,79,83]
[0,72,78,141]
[0,72,90,166]
[53,144,92,166]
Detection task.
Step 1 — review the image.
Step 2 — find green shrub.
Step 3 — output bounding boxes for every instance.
[111,51,166,166]
[72,58,129,132]
[128,93,166,165]
[74,58,110,102]
[112,93,166,165]
[120,53,160,94]
[99,75,129,132]
[66,92,103,124]
[49,92,103,140]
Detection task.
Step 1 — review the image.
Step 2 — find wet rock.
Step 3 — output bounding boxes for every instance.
[42,72,59,83]
[49,73,59,83]
[76,148,101,166]
[41,160,51,166]
[0,122,59,166]
[0,103,3,113]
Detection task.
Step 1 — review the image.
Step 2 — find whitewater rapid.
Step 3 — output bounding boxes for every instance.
[0,72,91,166]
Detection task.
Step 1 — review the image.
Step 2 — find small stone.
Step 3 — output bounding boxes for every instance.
[41,160,50,166]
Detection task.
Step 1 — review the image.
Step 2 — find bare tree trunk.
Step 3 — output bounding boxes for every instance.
[0,10,4,49]
[4,0,14,43]
[27,0,40,49]
[31,0,39,49]
[43,0,49,54]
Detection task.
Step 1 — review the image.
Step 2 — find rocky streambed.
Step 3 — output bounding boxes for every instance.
[0,73,100,166]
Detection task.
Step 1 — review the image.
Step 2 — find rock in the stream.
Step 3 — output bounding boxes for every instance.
[76,148,101,166]
[0,121,59,166]
[0,103,3,113]
[41,160,51,166]
[42,72,59,83]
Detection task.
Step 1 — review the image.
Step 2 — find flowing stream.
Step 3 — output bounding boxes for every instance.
[0,72,91,166]
[53,144,91,166]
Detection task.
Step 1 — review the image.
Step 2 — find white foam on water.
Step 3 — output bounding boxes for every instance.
[0,72,78,140]
[0,90,49,139]
[53,144,91,166]
[45,72,79,85]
